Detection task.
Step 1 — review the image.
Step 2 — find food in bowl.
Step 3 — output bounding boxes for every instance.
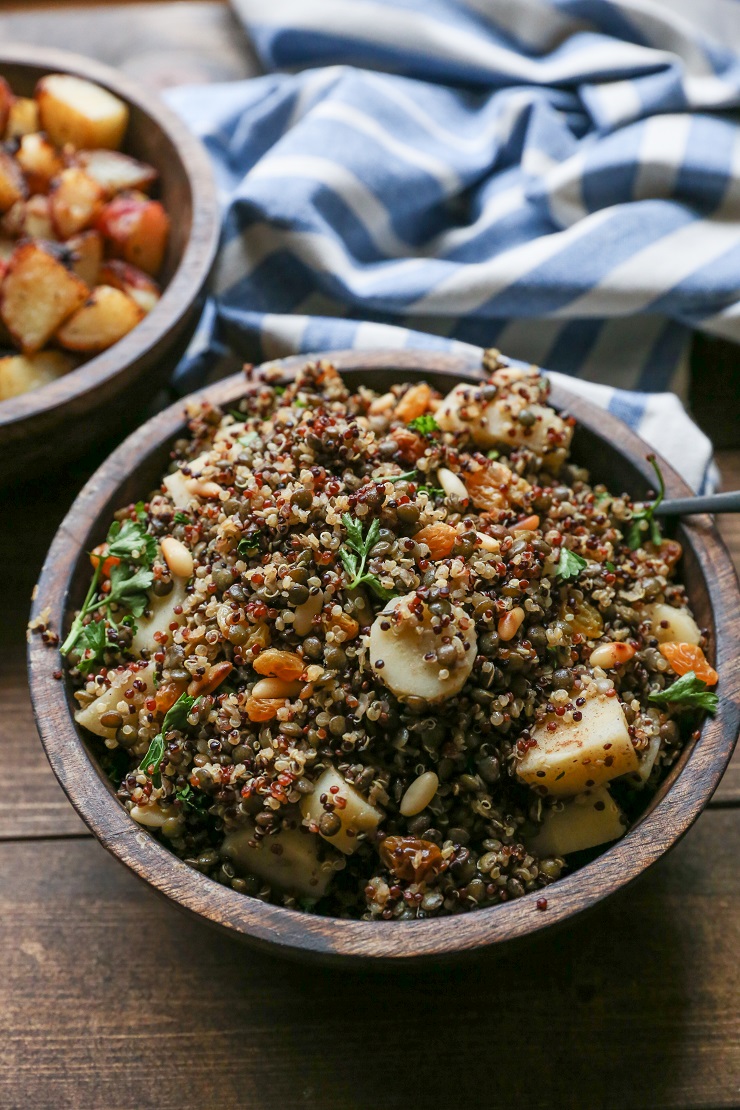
[0,73,169,401]
[58,354,718,920]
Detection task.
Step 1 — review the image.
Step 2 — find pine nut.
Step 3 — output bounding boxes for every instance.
[589,642,636,669]
[400,771,439,817]
[188,661,233,697]
[498,606,525,641]
[438,467,469,505]
[252,677,303,699]
[293,589,323,636]
[160,536,194,578]
[476,531,500,552]
[512,515,540,532]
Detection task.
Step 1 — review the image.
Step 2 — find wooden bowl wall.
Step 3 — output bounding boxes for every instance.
[0,44,219,484]
[28,350,740,965]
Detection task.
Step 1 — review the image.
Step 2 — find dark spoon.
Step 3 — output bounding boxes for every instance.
[654,490,740,516]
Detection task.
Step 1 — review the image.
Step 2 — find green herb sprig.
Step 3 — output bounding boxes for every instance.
[61,516,157,666]
[627,456,665,550]
[407,414,440,435]
[648,671,718,713]
[555,547,588,581]
[139,692,200,782]
[340,514,396,601]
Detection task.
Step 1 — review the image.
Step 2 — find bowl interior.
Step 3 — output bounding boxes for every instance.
[29,352,740,963]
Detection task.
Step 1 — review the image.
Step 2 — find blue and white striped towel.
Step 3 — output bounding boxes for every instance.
[166,0,737,492]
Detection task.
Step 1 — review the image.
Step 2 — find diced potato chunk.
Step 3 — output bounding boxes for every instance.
[301,767,383,855]
[49,167,105,239]
[0,350,74,400]
[369,591,477,703]
[5,97,39,140]
[130,577,187,656]
[75,149,157,197]
[436,380,572,455]
[624,733,662,788]
[16,132,63,194]
[36,74,129,151]
[66,230,103,288]
[517,694,638,796]
[527,787,627,856]
[221,821,335,898]
[0,149,26,213]
[99,259,160,314]
[644,603,701,646]
[74,662,155,740]
[56,283,143,352]
[23,195,56,240]
[1,241,88,353]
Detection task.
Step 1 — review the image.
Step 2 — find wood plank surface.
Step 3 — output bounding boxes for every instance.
[0,812,738,1110]
[0,3,739,1106]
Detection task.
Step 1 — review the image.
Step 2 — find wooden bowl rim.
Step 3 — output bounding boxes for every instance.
[28,349,740,963]
[0,42,220,430]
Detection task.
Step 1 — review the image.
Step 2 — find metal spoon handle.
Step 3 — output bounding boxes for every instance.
[653,490,740,516]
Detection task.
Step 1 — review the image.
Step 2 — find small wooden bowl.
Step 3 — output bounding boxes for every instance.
[28,350,740,965]
[0,44,219,484]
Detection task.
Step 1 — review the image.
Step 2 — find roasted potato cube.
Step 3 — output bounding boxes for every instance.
[23,194,56,240]
[0,350,75,400]
[74,663,155,740]
[517,694,638,796]
[644,603,701,646]
[527,787,627,856]
[65,229,103,288]
[16,132,63,194]
[1,241,88,353]
[0,78,12,136]
[300,767,384,854]
[99,259,160,313]
[0,150,26,214]
[0,199,26,238]
[221,821,336,899]
[56,283,143,352]
[36,73,129,150]
[49,167,105,239]
[75,148,157,197]
[96,192,169,275]
[5,96,40,140]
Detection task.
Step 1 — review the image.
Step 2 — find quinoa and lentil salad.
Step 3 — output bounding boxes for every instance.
[58,352,719,920]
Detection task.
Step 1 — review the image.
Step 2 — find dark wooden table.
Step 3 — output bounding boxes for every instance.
[1,5,739,1108]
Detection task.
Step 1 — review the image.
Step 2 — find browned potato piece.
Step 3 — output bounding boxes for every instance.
[75,149,157,197]
[16,132,64,195]
[0,238,14,265]
[56,283,143,351]
[24,195,56,240]
[36,74,129,151]
[66,229,103,288]
[1,241,88,353]
[0,78,12,137]
[0,150,26,214]
[5,96,40,140]
[99,258,160,313]
[0,350,75,400]
[49,167,105,239]
[96,193,169,275]
[0,199,26,238]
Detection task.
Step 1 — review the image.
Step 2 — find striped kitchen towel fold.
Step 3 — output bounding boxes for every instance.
[166,0,734,490]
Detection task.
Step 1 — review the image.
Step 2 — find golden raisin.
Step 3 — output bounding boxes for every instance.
[379,836,445,883]
[660,642,718,686]
[395,382,432,422]
[253,648,304,681]
[392,427,427,464]
[245,696,284,722]
[415,522,457,560]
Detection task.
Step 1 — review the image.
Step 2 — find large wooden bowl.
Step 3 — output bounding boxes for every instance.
[28,350,740,965]
[0,44,219,484]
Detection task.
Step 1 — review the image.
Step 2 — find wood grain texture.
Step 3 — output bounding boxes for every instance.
[26,351,740,963]
[0,44,220,484]
[0,812,738,1109]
